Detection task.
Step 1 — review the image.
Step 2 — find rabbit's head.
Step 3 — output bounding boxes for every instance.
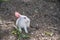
[15,11,30,22]
[20,15,30,23]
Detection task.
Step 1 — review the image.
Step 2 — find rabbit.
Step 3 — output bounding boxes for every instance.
[15,11,30,33]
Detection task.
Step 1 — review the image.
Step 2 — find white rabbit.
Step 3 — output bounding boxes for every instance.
[15,11,30,33]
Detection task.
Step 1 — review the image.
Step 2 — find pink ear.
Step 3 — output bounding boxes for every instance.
[15,11,21,18]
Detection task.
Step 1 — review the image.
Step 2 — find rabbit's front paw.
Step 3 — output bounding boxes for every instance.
[19,28,22,33]
[24,27,28,33]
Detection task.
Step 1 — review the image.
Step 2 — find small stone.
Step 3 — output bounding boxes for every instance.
[41,33,45,37]
[31,32,34,34]
[50,6,53,9]
[35,9,38,13]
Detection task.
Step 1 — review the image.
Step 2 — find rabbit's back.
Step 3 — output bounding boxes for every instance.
[16,15,30,28]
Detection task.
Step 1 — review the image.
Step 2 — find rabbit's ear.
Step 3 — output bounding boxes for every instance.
[15,11,21,18]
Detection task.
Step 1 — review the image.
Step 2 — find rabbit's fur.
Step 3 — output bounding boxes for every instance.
[15,12,30,33]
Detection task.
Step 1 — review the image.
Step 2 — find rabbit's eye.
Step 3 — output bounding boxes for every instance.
[24,17,26,19]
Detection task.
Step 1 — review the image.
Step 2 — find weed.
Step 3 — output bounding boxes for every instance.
[11,28,30,40]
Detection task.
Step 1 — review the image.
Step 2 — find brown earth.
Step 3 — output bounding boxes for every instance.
[0,0,60,40]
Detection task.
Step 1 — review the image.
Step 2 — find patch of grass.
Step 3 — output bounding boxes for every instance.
[0,0,9,2]
[44,31,54,36]
[11,28,30,40]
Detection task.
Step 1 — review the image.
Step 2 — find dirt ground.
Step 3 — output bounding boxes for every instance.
[0,0,60,40]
